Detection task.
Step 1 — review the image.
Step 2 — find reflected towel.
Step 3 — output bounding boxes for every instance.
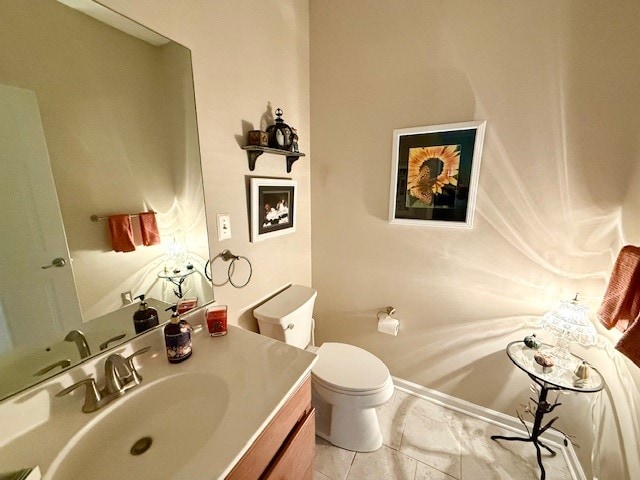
[597,245,640,331]
[139,211,160,246]
[616,313,640,367]
[108,214,135,252]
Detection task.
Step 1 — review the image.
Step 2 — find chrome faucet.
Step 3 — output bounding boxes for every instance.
[64,330,91,359]
[56,346,151,413]
[102,353,133,396]
[102,346,151,396]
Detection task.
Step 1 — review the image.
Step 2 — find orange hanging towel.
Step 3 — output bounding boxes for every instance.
[108,214,135,252]
[597,245,640,331]
[616,314,640,368]
[139,211,160,246]
[597,245,640,367]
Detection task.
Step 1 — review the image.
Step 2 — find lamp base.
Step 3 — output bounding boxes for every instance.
[548,337,576,370]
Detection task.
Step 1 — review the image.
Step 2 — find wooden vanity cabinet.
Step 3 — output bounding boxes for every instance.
[227,375,315,480]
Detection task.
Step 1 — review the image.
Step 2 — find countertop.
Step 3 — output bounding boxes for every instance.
[0,320,317,479]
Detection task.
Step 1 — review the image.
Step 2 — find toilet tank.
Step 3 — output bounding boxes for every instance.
[253,285,317,349]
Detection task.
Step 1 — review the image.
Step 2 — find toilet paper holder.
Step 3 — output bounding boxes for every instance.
[377,306,396,319]
[377,306,399,336]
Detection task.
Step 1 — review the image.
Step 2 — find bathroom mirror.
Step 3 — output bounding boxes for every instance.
[0,0,213,400]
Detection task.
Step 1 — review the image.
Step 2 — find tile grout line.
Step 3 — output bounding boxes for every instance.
[345,449,357,480]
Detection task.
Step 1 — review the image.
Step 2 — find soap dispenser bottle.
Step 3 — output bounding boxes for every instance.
[164,305,192,363]
[133,294,159,334]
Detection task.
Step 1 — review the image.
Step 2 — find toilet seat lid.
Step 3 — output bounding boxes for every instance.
[312,342,390,393]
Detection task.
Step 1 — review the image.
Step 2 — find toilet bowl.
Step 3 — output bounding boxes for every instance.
[253,285,394,452]
[310,342,394,452]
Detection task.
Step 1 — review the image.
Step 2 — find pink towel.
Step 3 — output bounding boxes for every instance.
[139,211,160,246]
[597,245,640,332]
[108,215,135,252]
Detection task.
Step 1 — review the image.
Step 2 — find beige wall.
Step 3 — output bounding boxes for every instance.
[18,0,637,476]
[310,1,640,478]
[98,0,312,327]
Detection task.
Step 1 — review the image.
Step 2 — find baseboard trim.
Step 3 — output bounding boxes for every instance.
[392,376,586,480]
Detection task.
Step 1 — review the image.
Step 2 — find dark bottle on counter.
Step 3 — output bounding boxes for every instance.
[132,294,159,334]
[164,305,192,363]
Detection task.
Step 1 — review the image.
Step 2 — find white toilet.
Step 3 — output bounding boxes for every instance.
[253,285,394,452]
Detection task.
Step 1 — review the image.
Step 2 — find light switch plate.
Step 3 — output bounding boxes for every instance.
[121,291,133,305]
[217,213,232,241]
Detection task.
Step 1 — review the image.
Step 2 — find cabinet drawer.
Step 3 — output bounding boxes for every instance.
[263,407,315,480]
[227,376,312,480]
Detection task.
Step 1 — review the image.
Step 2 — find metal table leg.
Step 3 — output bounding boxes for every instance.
[491,384,558,480]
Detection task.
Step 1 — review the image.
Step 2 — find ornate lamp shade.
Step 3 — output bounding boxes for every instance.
[164,240,188,272]
[541,294,597,367]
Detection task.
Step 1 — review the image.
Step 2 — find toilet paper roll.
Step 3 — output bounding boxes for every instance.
[377,315,399,336]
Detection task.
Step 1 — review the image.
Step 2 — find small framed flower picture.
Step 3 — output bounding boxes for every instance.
[389,121,486,228]
[250,178,297,242]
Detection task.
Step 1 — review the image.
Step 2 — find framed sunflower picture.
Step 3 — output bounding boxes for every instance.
[388,121,486,228]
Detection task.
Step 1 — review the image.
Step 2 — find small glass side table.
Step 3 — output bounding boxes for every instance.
[492,341,604,480]
[157,267,196,299]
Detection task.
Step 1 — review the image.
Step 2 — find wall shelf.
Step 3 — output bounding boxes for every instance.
[241,146,306,173]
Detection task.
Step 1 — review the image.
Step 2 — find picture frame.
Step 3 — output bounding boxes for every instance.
[250,178,297,242]
[389,120,486,228]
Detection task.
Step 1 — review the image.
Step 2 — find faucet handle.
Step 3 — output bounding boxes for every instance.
[99,333,127,351]
[126,345,151,361]
[125,346,151,384]
[56,377,101,413]
[34,359,71,377]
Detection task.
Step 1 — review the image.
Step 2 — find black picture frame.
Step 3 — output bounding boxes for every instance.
[250,178,297,242]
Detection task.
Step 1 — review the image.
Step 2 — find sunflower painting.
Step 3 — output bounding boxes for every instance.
[406,145,460,208]
[389,121,486,228]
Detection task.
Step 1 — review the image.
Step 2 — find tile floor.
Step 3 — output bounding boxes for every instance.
[313,388,573,480]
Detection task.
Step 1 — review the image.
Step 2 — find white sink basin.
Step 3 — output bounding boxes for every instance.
[44,372,229,480]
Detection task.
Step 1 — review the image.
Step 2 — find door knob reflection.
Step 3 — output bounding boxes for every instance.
[41,257,66,269]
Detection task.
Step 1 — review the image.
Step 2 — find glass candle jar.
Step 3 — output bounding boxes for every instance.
[206,305,228,337]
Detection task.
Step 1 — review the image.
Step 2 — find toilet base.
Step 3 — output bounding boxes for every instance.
[312,384,390,452]
[316,404,384,452]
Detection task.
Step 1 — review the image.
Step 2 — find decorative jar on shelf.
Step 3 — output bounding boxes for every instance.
[247,130,268,146]
[266,108,293,150]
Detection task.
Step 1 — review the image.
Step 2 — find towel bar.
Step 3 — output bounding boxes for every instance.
[90,211,157,222]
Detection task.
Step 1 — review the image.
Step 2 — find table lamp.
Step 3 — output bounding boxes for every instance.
[164,240,188,271]
[540,294,597,367]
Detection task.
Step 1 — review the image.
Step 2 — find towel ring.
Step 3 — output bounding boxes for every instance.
[205,250,252,288]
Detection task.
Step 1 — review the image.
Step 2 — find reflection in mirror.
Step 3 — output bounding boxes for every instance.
[0,0,213,400]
